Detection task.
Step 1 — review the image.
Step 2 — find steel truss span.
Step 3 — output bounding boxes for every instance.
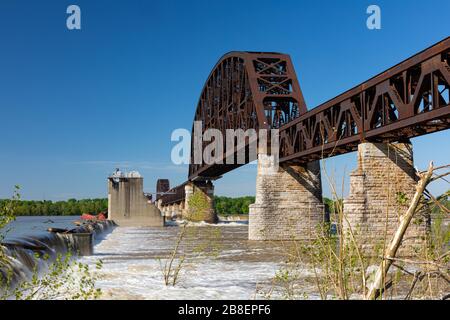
[159,37,450,206]
[279,37,450,164]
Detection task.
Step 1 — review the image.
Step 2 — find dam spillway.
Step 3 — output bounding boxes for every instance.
[0,220,116,292]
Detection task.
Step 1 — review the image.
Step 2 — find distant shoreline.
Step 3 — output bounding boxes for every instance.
[2,196,257,217]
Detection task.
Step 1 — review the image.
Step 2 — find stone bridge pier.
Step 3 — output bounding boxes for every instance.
[344,141,429,255]
[156,200,180,219]
[249,153,325,240]
[184,181,217,223]
[157,181,217,223]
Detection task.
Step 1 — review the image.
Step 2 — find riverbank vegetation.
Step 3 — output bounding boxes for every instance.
[214,196,255,216]
[0,198,108,216]
[1,196,258,217]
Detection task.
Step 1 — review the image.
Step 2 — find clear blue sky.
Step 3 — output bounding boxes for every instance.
[0,0,448,200]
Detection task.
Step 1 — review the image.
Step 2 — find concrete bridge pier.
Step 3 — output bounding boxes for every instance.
[160,203,172,219]
[177,201,185,218]
[249,153,325,240]
[169,204,175,218]
[156,199,162,211]
[343,141,429,255]
[184,181,217,223]
[183,183,194,217]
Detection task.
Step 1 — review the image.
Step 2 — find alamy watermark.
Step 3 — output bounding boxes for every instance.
[66,5,81,30]
[171,122,280,173]
[64,6,381,32]
[366,5,381,30]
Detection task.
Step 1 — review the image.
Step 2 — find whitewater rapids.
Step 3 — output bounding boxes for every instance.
[78,223,307,300]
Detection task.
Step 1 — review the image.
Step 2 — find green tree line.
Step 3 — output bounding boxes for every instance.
[215,196,342,217]
[0,198,108,216]
[214,196,255,216]
[4,192,446,217]
[0,196,256,217]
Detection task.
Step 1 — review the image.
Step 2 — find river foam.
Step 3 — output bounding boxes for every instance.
[79,224,287,300]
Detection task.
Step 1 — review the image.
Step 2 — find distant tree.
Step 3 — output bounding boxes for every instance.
[213,196,255,216]
[0,198,108,216]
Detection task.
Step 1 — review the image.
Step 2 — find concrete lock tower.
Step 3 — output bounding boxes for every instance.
[107,169,165,227]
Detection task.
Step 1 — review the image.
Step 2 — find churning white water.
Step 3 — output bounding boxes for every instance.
[79,223,297,300]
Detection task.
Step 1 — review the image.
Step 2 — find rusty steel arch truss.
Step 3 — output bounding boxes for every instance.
[188,51,307,180]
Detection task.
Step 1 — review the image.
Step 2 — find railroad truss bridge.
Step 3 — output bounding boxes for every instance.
[156,37,450,247]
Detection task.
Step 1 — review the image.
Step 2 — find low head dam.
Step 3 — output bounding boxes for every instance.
[112,38,450,253]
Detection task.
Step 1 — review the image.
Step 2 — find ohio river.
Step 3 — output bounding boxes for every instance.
[79,222,318,300]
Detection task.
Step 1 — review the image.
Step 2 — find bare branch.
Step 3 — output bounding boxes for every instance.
[366,162,435,300]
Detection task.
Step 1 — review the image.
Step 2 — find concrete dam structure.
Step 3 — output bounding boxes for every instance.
[108,171,165,227]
